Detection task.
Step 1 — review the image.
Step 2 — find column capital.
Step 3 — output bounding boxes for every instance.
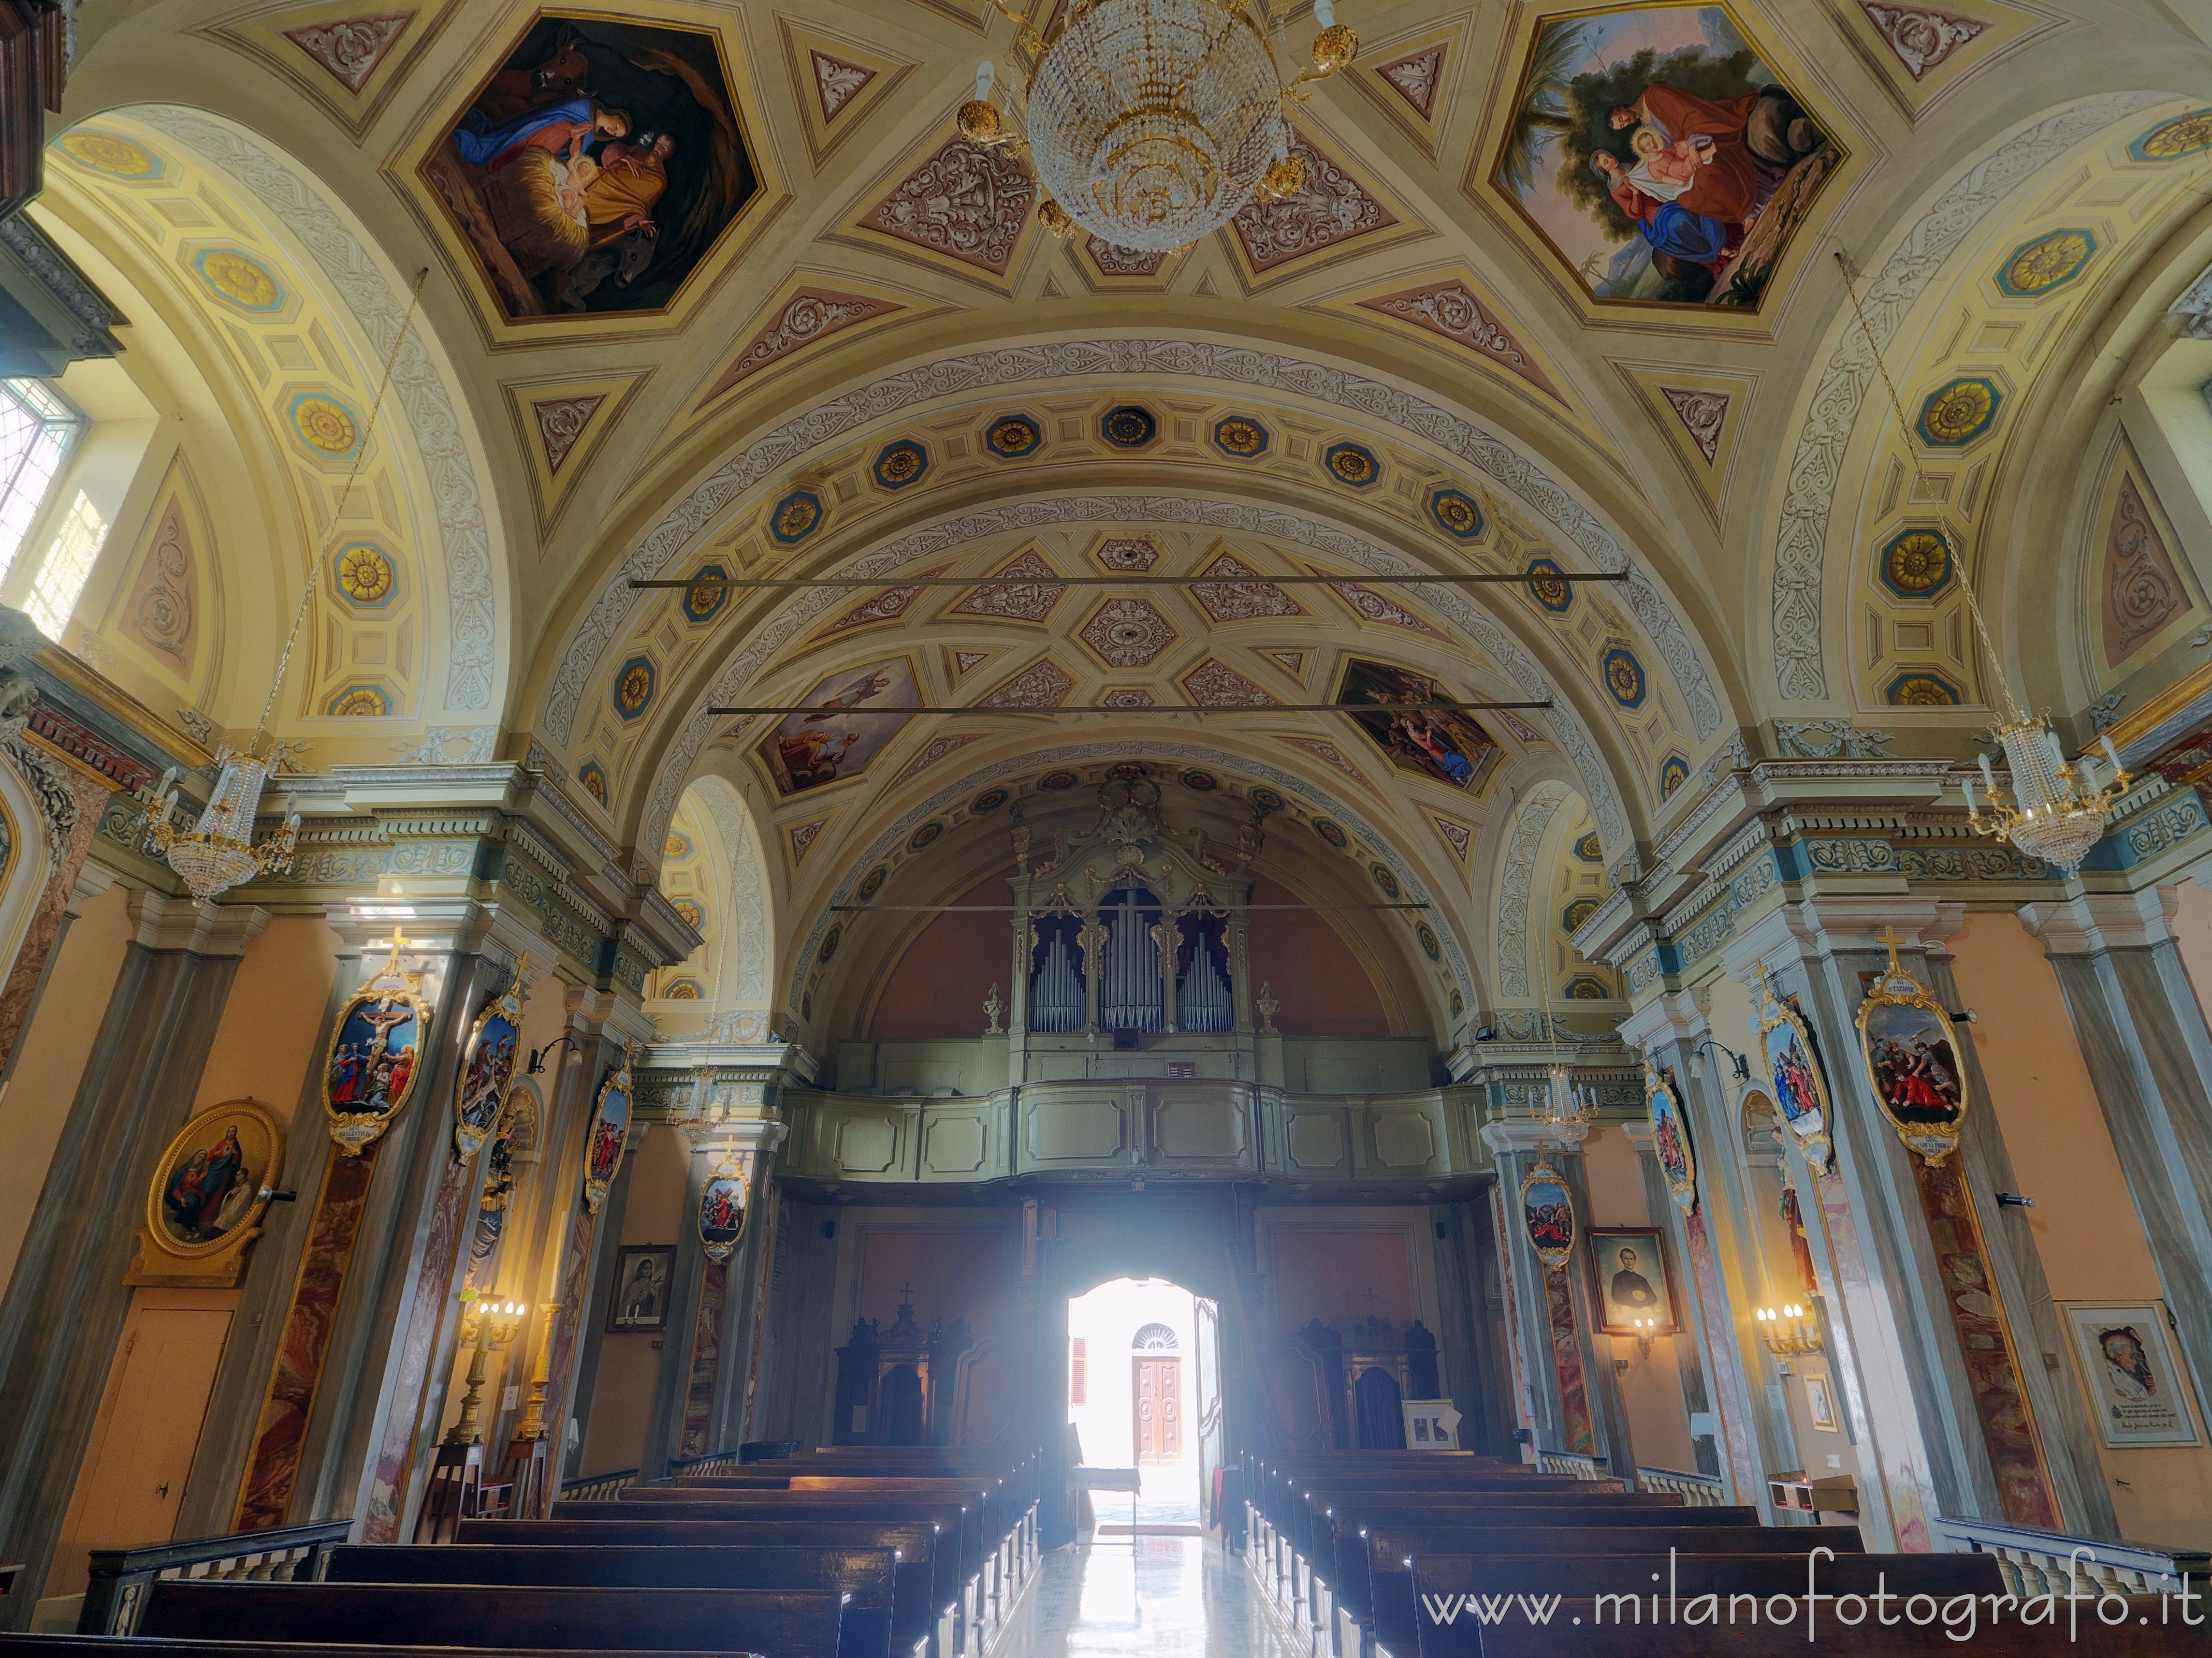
[124,890,272,955]
[2016,887,2183,954]
[1623,1122,1657,1154]
[1617,988,1716,1053]
[328,896,497,958]
[1481,1119,1589,1156]
[69,857,118,914]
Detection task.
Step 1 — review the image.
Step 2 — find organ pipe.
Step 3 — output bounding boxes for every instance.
[1099,887,1164,1030]
[1178,932,1233,1032]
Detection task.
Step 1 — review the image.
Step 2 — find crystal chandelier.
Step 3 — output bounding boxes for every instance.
[959,0,1356,252]
[141,271,428,904]
[1836,256,2130,878]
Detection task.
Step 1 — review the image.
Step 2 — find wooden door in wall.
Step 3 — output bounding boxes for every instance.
[1135,1356,1181,1462]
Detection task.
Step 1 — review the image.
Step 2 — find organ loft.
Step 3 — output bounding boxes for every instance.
[0,0,2209,1650]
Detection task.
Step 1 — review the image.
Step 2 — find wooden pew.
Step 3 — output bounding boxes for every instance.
[457,1520,948,1658]
[325,1545,906,1658]
[1355,1526,1865,1658]
[0,1643,743,1658]
[1409,1552,2008,1657]
[135,1582,845,1658]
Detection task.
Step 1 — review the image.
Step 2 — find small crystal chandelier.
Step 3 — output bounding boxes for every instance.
[1837,255,2130,878]
[141,272,428,904]
[1533,1003,1596,1143]
[958,0,1356,252]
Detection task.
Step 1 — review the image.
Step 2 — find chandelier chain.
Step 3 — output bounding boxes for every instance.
[253,267,431,747]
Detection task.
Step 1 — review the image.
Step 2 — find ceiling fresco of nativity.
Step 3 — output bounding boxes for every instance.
[21,0,2212,1043]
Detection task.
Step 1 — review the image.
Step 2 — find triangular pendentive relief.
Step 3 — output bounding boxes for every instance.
[281,13,411,91]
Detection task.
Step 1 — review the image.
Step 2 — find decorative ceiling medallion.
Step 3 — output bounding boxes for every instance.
[814,564,953,640]
[1602,646,1647,710]
[1323,440,1382,488]
[1429,489,1484,541]
[1100,405,1159,448]
[1995,229,2096,298]
[1879,528,1952,599]
[1100,687,1156,707]
[614,654,657,721]
[873,439,930,490]
[776,16,913,168]
[1573,831,1603,863]
[889,732,990,788]
[282,13,410,91]
[195,249,286,312]
[1189,551,1302,622]
[770,488,826,545]
[417,14,769,324]
[682,564,729,624]
[695,287,902,410]
[1858,0,1987,78]
[1179,658,1278,705]
[986,413,1045,458]
[1885,671,1961,705]
[1489,7,1842,311]
[858,131,1036,280]
[501,371,644,536]
[2128,108,2212,161]
[1091,535,1161,572]
[1525,558,1572,614]
[978,657,1078,708]
[1916,376,2001,446]
[335,543,396,607]
[1077,596,1181,668]
[1661,387,1729,463]
[57,129,161,178]
[1210,414,1271,458]
[1658,751,1690,799]
[1228,129,1404,279]
[1353,278,1563,403]
[949,549,1066,623]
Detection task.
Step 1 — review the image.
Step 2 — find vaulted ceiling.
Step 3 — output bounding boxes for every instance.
[32,0,2212,1032]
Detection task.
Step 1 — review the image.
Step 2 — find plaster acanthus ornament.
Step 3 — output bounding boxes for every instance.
[1324,577,1446,637]
[531,396,604,475]
[1375,45,1444,118]
[546,341,1723,753]
[390,727,497,764]
[1189,551,1301,621]
[1229,132,1395,271]
[978,659,1077,708]
[632,491,1632,856]
[1771,720,1895,760]
[889,732,990,787]
[1086,239,1166,277]
[1179,658,1277,705]
[815,566,948,638]
[1093,537,1160,570]
[1768,93,2171,702]
[704,290,897,404]
[1660,388,1728,463]
[1858,0,1988,79]
[864,135,1036,275]
[810,49,874,119]
[950,550,1066,622]
[1356,280,1558,400]
[281,15,411,92]
[135,106,498,709]
[1274,735,1368,785]
[1494,781,1570,998]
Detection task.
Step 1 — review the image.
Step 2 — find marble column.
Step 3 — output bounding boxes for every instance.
[1477,1120,1626,1471]
[0,738,123,1080]
[0,892,270,1628]
[2017,888,2212,1424]
[1720,896,2109,1547]
[1623,1121,1721,1479]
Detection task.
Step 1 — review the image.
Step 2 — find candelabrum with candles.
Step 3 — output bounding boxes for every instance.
[1629,1317,1660,1360]
[1754,1303,1822,1356]
[1533,1058,1598,1144]
[446,1286,526,1446]
[139,750,301,903]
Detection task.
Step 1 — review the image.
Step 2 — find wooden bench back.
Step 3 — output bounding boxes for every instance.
[324,1547,896,1658]
[137,1582,845,1658]
[0,1641,743,1658]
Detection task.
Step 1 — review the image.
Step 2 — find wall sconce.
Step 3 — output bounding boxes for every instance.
[1755,1303,1822,1356]
[1630,1317,1659,1360]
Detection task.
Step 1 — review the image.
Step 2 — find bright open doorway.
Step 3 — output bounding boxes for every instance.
[1065,1277,1222,1534]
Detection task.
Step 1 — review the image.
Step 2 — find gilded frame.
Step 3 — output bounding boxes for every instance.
[1520,1157,1575,1271]
[323,940,433,1156]
[581,1061,633,1214]
[1644,1060,1697,1214]
[129,1097,286,1287]
[1757,979,1834,1170]
[454,958,530,1160]
[1853,936,1969,1164]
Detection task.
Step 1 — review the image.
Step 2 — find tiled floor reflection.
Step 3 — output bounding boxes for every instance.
[997,1537,1304,1658]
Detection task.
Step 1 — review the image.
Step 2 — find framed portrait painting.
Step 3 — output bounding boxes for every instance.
[1520,1159,1575,1271]
[128,1098,286,1287]
[607,1244,675,1333]
[582,1063,632,1215]
[1804,1373,1839,1432]
[2061,1301,2203,1447]
[1758,981,1834,1169]
[1587,1227,1676,1335]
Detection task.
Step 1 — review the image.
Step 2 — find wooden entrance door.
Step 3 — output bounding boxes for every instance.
[1135,1356,1181,1463]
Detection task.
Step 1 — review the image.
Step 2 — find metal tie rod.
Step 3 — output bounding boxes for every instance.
[632,571,1630,590]
[708,700,1551,716]
[831,902,1434,912]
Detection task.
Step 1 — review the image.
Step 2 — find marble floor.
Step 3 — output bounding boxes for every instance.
[995,1537,1303,1658]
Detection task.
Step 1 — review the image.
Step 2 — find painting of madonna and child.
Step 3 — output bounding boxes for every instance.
[1495,3,1836,307]
[425,15,761,318]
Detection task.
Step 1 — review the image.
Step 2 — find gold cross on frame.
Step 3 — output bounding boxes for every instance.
[1876,924,1908,978]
